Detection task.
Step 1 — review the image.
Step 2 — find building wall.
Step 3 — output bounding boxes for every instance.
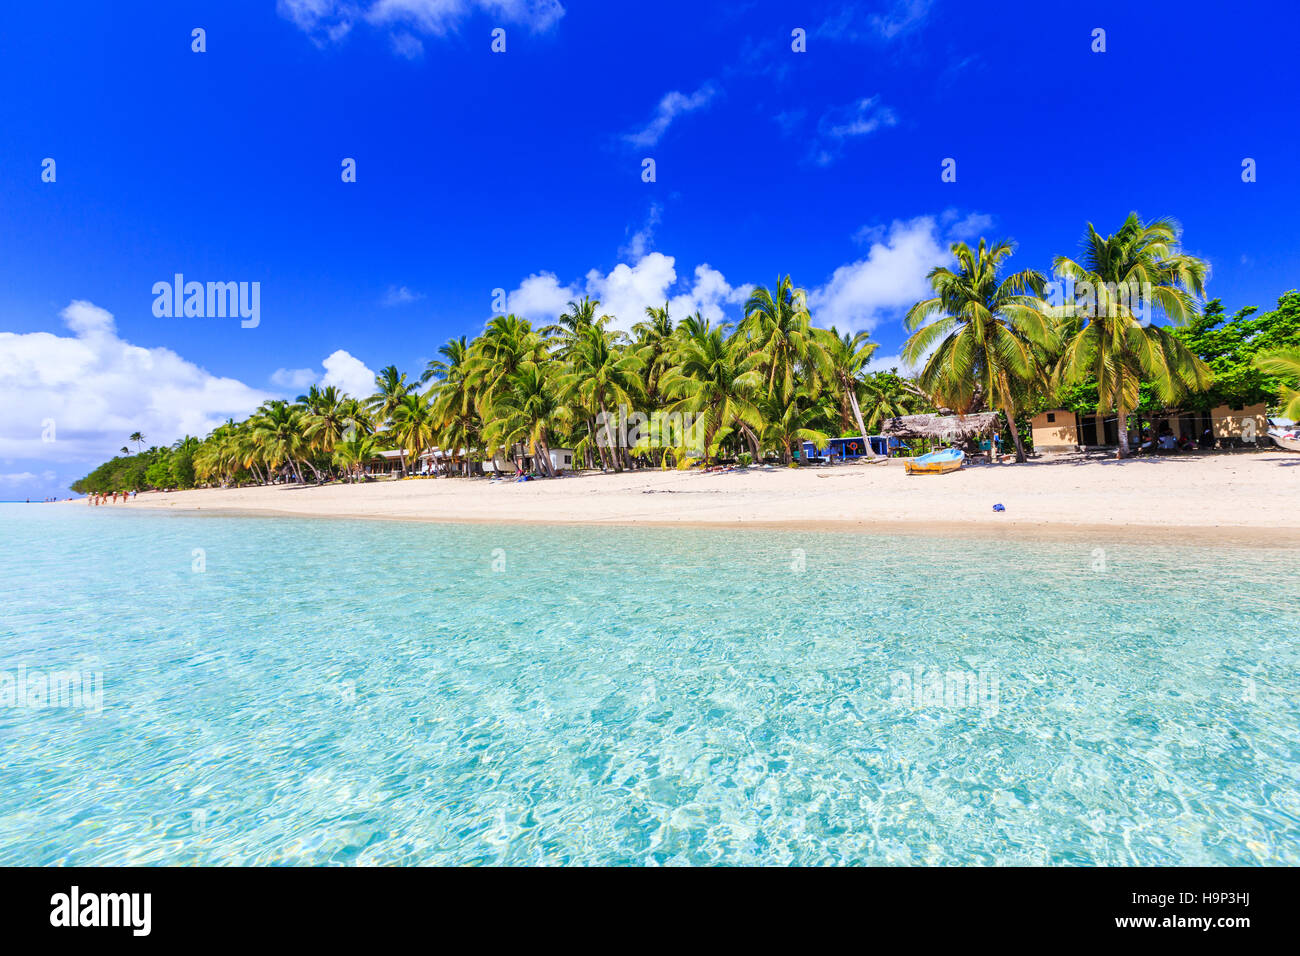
[1030,410,1079,450]
[1210,403,1268,440]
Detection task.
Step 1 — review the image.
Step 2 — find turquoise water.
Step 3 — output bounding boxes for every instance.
[1,503,1297,865]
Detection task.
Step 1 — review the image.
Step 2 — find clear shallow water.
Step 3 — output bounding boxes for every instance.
[1,503,1297,866]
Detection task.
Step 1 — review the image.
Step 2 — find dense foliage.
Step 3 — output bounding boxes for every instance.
[71,218,1300,491]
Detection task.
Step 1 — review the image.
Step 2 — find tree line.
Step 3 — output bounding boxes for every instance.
[72,214,1300,494]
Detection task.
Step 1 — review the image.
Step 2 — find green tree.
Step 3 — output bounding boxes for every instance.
[1052,214,1211,457]
[904,238,1053,462]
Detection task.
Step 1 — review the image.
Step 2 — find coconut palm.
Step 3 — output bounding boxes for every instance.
[1255,349,1300,420]
[759,387,830,465]
[387,393,436,476]
[857,372,924,433]
[299,385,361,471]
[675,310,717,346]
[423,335,478,475]
[904,238,1055,462]
[557,325,643,471]
[632,303,676,406]
[661,327,764,463]
[129,432,145,453]
[366,366,414,427]
[249,401,312,482]
[467,315,546,414]
[486,363,567,476]
[546,297,612,356]
[333,433,380,482]
[742,276,828,406]
[1052,214,1212,457]
[820,326,880,455]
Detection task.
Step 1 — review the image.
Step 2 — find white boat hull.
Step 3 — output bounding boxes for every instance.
[1269,432,1300,452]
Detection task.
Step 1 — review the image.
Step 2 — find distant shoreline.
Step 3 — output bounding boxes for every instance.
[56,451,1300,548]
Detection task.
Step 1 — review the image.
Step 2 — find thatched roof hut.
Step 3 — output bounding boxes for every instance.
[879,412,1002,441]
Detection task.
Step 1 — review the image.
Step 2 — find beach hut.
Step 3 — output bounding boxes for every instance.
[364,449,409,477]
[879,412,1002,450]
[1032,403,1269,451]
[547,448,576,472]
[800,434,891,461]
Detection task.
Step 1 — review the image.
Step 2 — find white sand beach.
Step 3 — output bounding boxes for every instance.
[81,451,1299,546]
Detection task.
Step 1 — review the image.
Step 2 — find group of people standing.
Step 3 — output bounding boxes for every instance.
[87,491,136,505]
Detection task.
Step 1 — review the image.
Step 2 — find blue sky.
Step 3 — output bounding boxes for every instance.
[2,0,1296,497]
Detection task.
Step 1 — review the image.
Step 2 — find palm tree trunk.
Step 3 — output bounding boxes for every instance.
[598,402,622,472]
[1115,399,1131,458]
[1112,370,1131,459]
[848,386,880,459]
[1002,405,1027,463]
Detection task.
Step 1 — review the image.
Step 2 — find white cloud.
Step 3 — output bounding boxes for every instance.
[381,284,423,306]
[505,272,579,322]
[869,0,934,40]
[864,352,919,375]
[811,96,898,166]
[667,264,752,326]
[808,217,951,333]
[492,208,985,340]
[497,256,756,333]
[0,471,55,486]
[817,0,934,42]
[618,202,663,261]
[271,367,318,389]
[943,210,995,240]
[272,352,377,399]
[389,31,424,58]
[582,254,679,330]
[320,350,378,399]
[623,83,719,148]
[279,0,564,49]
[0,301,272,488]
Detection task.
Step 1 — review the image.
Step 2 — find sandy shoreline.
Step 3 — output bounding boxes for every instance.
[65,451,1300,547]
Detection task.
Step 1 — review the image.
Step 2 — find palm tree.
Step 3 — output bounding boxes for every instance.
[632,303,676,407]
[299,385,360,473]
[249,401,312,482]
[857,372,924,433]
[333,433,380,482]
[486,363,568,477]
[387,393,436,476]
[742,277,828,407]
[129,432,145,453]
[467,315,546,414]
[661,327,764,463]
[904,238,1055,462]
[546,297,612,355]
[423,336,478,475]
[675,310,717,345]
[759,387,829,465]
[557,326,643,471]
[1255,349,1300,420]
[1052,214,1212,458]
[366,366,414,428]
[820,326,880,455]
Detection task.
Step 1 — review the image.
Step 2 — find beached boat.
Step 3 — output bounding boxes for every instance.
[1268,430,1300,452]
[905,448,964,475]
